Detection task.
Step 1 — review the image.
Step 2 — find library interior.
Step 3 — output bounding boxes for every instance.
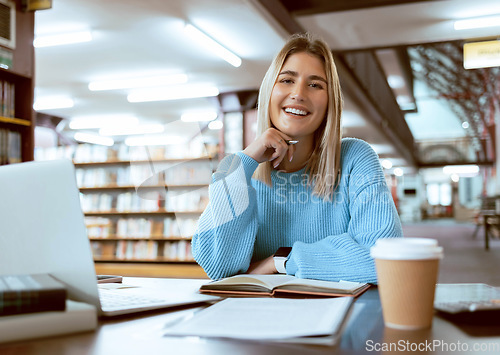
[1,0,500,353]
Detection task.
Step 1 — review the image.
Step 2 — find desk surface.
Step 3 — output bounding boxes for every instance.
[1,277,499,355]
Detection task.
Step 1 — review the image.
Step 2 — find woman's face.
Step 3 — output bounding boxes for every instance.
[269,52,328,140]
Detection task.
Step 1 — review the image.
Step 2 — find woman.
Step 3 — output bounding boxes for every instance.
[192,33,402,283]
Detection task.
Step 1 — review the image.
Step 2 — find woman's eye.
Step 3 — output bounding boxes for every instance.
[310,82,324,89]
[280,78,293,84]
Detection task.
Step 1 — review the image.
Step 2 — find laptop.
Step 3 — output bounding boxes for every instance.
[0,159,216,316]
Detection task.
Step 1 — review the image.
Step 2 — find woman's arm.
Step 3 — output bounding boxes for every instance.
[191,152,260,280]
[285,139,403,283]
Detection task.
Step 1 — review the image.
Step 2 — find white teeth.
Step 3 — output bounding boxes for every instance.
[284,107,307,116]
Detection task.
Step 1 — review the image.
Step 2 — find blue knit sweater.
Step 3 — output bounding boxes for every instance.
[192,138,403,283]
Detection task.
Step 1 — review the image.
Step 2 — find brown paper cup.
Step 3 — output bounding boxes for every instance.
[375,258,440,330]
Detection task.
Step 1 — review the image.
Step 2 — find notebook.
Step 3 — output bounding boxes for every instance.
[0,159,216,317]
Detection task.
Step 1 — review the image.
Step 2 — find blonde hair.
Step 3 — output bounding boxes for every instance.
[253,33,343,200]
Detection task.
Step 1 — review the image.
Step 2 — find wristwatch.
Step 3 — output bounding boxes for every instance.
[273,247,292,274]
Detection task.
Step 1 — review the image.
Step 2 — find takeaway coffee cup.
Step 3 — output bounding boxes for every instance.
[370,238,443,330]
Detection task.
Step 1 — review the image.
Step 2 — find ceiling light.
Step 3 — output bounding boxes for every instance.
[74,132,114,146]
[454,15,500,30]
[127,85,219,103]
[34,31,92,48]
[381,159,393,169]
[443,165,479,175]
[124,135,186,146]
[184,24,241,67]
[99,124,165,136]
[69,115,139,130]
[393,168,404,177]
[387,75,405,89]
[34,97,74,111]
[462,122,470,129]
[208,120,223,130]
[451,174,460,182]
[181,111,218,122]
[88,74,188,91]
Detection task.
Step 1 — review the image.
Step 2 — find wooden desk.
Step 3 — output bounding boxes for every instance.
[1,277,499,355]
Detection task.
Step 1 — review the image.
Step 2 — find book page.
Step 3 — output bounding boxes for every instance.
[163,297,353,342]
[208,274,297,290]
[279,278,365,292]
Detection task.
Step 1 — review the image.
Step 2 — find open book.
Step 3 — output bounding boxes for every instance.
[199,274,370,297]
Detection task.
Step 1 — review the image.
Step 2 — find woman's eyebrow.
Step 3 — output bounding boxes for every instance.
[278,70,327,83]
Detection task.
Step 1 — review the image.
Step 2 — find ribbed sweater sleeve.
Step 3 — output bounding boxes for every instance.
[191,152,260,280]
[285,139,402,283]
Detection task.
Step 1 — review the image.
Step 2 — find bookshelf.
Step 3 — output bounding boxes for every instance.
[36,143,216,278]
[0,1,35,165]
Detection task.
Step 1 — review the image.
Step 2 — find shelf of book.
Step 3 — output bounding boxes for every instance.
[84,210,205,217]
[49,143,218,278]
[89,237,192,241]
[0,3,35,166]
[79,184,208,192]
[0,116,31,126]
[35,143,216,277]
[74,156,214,167]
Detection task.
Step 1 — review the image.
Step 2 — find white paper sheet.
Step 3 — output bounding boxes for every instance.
[163,297,353,344]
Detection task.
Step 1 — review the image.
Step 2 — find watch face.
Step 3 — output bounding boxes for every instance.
[274,247,292,258]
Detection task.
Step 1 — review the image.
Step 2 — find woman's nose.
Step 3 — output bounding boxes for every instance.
[290,83,306,101]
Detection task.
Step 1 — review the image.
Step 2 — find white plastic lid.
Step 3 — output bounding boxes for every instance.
[370,238,443,260]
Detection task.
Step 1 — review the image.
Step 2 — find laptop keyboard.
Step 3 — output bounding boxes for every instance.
[99,289,166,310]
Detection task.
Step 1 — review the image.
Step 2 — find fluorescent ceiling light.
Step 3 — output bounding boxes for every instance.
[387,75,404,89]
[99,124,165,136]
[184,24,241,67]
[88,74,188,91]
[381,159,393,169]
[69,115,139,130]
[74,132,114,146]
[208,120,223,130]
[443,165,479,175]
[393,168,404,177]
[127,85,219,103]
[34,97,74,111]
[181,111,218,122]
[34,31,92,48]
[454,15,500,30]
[125,135,186,146]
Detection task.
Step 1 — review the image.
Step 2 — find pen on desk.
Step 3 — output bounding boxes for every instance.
[285,140,299,145]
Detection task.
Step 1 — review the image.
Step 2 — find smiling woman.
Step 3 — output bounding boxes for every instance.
[191,33,403,283]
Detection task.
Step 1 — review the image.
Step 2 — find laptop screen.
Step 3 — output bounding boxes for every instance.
[0,159,101,310]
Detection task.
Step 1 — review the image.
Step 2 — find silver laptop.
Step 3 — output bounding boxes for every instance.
[0,159,216,316]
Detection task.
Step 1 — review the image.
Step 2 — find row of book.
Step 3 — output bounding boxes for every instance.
[0,129,21,165]
[75,163,212,187]
[90,239,193,261]
[79,190,209,213]
[35,141,219,163]
[0,80,15,118]
[85,217,199,238]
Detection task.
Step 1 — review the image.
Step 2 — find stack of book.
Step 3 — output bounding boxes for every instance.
[0,274,97,344]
